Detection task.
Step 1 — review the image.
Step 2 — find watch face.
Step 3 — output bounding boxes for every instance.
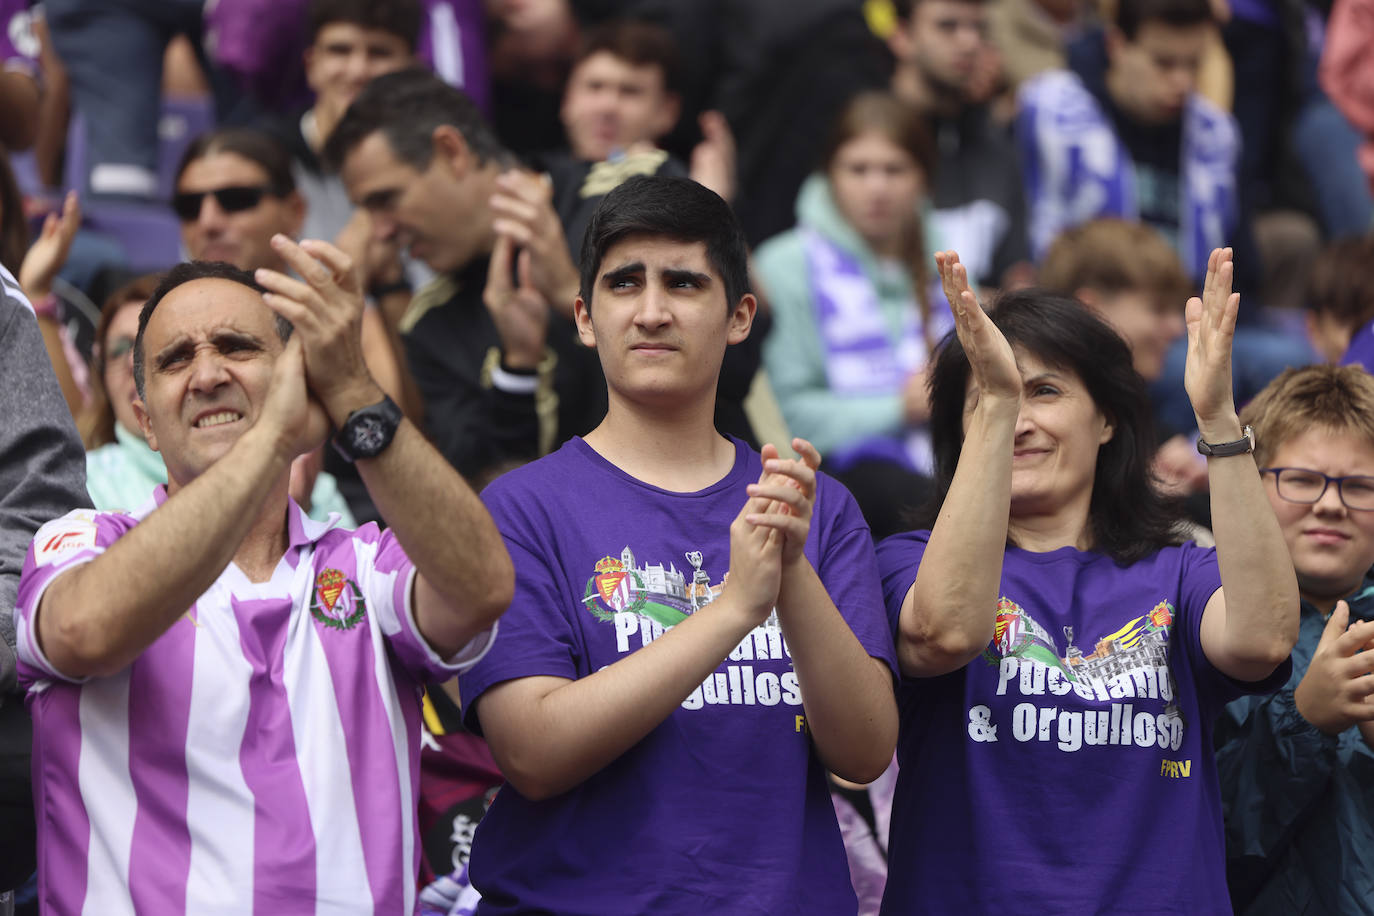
[352,416,388,454]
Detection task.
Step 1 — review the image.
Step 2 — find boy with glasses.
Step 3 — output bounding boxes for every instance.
[1216,363,1374,914]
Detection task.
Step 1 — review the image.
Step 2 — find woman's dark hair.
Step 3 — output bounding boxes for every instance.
[916,288,1185,563]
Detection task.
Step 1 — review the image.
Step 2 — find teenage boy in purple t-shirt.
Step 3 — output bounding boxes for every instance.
[458,174,899,914]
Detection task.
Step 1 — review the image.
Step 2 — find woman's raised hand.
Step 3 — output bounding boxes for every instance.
[1183,247,1240,431]
[936,251,1020,407]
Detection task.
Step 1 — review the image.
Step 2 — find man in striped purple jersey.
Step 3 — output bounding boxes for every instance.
[12,239,513,913]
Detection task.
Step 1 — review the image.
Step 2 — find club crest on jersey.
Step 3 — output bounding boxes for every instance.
[584,555,647,621]
[311,568,366,630]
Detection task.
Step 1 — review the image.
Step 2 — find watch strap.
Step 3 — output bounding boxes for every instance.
[1196,425,1254,457]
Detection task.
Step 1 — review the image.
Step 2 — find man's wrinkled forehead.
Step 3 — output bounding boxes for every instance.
[142,278,275,346]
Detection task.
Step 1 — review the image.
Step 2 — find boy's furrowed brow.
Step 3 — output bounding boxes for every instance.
[601,262,645,284]
[662,268,711,287]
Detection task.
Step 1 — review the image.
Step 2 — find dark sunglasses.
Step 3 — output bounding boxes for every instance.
[171,185,271,222]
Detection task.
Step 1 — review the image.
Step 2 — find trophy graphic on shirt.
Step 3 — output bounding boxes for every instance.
[685,550,715,612]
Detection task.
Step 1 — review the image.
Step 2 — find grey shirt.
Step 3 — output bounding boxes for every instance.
[0,266,90,698]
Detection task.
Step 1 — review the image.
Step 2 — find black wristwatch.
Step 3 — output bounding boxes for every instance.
[1196,425,1255,458]
[332,395,403,462]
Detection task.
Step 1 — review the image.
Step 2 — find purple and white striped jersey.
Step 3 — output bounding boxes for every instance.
[14,489,497,915]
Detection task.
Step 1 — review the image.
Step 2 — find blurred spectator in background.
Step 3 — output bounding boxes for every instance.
[1219,0,1370,335]
[174,130,306,277]
[1041,219,1189,385]
[539,19,734,255]
[43,0,232,200]
[78,273,353,523]
[1,145,86,419]
[486,0,891,248]
[1304,234,1374,371]
[325,69,602,484]
[987,0,1094,94]
[207,0,488,122]
[755,92,950,539]
[1216,363,1374,915]
[1018,0,1234,283]
[1321,0,1374,207]
[268,0,423,246]
[558,19,680,166]
[0,0,40,152]
[889,0,1034,290]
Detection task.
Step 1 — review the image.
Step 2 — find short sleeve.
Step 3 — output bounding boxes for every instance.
[15,509,131,686]
[457,491,585,735]
[352,524,497,684]
[1173,542,1290,708]
[814,476,898,680]
[875,530,932,640]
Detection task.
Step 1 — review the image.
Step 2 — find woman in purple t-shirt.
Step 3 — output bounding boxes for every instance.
[875,248,1299,912]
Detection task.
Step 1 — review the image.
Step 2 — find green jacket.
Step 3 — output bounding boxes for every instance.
[1215,579,1374,915]
[753,174,941,456]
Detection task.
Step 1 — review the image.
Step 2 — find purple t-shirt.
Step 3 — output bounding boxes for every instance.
[1,0,38,77]
[875,532,1289,914]
[1340,317,1374,374]
[459,436,897,915]
[15,491,496,914]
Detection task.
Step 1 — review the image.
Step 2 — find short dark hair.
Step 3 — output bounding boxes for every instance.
[573,19,682,96]
[578,175,751,314]
[307,0,422,49]
[917,289,1185,563]
[1306,235,1374,329]
[892,0,989,19]
[175,128,297,197]
[134,262,289,400]
[1115,0,1215,40]
[323,68,509,173]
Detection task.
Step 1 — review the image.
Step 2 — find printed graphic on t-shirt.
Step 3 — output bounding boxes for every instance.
[582,545,798,712]
[967,597,1186,754]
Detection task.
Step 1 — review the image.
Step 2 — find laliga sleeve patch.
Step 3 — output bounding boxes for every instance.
[33,513,99,566]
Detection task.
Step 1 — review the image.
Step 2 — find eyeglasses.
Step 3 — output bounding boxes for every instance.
[101,335,136,373]
[171,186,271,222]
[106,336,135,362]
[1262,467,1374,511]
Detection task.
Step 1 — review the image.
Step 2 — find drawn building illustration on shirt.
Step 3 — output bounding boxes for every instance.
[583,545,723,627]
[583,545,784,633]
[986,597,1181,709]
[1062,601,1174,681]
